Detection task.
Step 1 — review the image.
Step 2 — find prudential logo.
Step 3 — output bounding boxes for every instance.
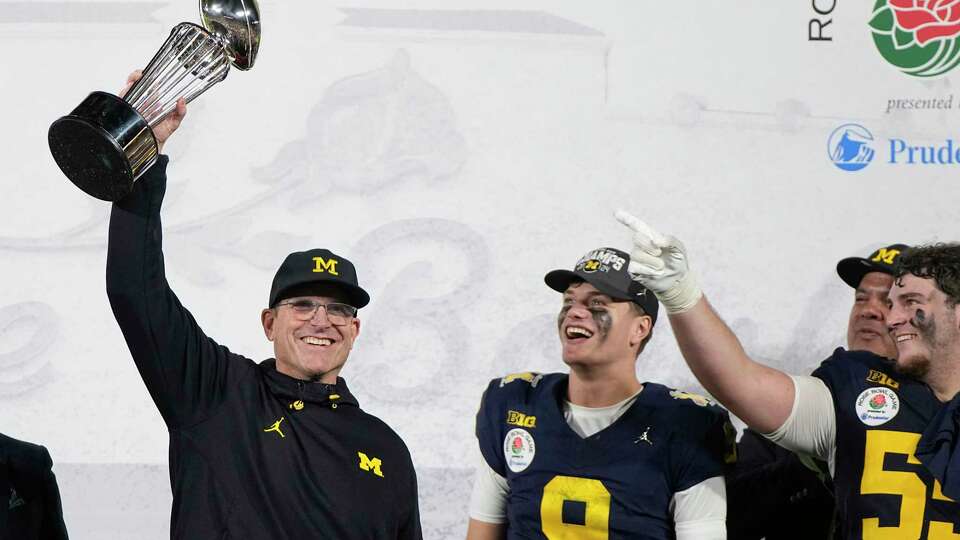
[828,124,875,171]
[827,123,960,170]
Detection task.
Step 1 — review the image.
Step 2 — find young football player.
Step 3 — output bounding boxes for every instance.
[466,247,735,540]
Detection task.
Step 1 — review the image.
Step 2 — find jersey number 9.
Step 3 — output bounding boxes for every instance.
[540,475,611,539]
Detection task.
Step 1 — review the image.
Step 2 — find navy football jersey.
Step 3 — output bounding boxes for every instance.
[475,372,735,540]
[813,348,960,539]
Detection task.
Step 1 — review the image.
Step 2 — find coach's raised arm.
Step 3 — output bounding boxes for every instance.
[105,76,201,427]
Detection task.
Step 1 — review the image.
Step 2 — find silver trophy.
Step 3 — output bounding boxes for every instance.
[48,0,261,201]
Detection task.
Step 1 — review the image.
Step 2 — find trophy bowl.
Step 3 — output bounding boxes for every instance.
[48,0,261,201]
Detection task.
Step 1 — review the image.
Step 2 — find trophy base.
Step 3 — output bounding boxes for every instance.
[48,91,158,202]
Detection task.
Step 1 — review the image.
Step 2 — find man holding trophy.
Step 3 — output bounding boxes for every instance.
[101,72,423,538]
[48,1,423,536]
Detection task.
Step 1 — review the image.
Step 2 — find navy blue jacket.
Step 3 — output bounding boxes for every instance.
[106,157,421,540]
[726,427,835,539]
[0,433,68,540]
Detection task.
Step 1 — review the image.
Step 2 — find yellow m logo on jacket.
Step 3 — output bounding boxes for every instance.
[358,452,383,477]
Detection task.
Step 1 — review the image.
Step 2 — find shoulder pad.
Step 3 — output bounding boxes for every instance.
[656,385,732,437]
[482,372,558,407]
[476,372,556,476]
[497,371,544,388]
[667,389,717,408]
[813,348,898,394]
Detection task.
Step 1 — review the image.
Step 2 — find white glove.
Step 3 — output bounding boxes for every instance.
[614,210,702,314]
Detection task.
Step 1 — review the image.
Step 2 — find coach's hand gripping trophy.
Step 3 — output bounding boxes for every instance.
[48,0,261,201]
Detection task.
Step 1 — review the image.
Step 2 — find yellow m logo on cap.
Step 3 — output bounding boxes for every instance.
[358,451,383,477]
[872,248,900,265]
[313,257,339,275]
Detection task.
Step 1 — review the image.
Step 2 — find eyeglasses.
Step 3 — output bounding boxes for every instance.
[275,299,358,325]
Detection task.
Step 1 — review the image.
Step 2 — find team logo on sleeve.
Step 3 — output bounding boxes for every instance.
[506,410,537,428]
[503,428,536,473]
[498,372,543,388]
[669,389,713,407]
[8,487,24,510]
[866,369,900,389]
[855,387,900,426]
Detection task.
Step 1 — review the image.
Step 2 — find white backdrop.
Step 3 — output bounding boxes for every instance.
[2,1,959,538]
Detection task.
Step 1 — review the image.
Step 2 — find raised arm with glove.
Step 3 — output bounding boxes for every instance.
[613,210,795,434]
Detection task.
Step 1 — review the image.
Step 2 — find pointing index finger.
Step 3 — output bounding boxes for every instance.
[614,209,643,231]
[614,210,669,248]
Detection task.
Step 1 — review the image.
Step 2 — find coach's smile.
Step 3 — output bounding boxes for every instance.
[300,335,335,347]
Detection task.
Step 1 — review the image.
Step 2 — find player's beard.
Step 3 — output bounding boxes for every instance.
[894,308,938,380]
[895,353,931,379]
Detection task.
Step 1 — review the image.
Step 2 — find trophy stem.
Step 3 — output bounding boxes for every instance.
[125,23,230,127]
[125,130,159,173]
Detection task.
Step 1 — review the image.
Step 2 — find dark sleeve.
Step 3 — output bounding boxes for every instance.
[474,379,506,476]
[106,157,245,428]
[37,447,68,540]
[398,458,423,540]
[725,430,778,540]
[726,430,835,540]
[672,406,735,492]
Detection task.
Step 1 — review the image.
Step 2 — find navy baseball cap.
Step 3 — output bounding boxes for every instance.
[836,243,910,289]
[269,249,370,308]
[544,247,659,324]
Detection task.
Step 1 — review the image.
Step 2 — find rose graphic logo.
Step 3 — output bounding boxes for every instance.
[869,0,960,77]
[511,437,523,454]
[869,393,888,409]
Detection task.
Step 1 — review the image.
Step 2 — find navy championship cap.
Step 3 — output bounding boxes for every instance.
[544,247,660,324]
[269,249,370,309]
[836,243,910,289]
